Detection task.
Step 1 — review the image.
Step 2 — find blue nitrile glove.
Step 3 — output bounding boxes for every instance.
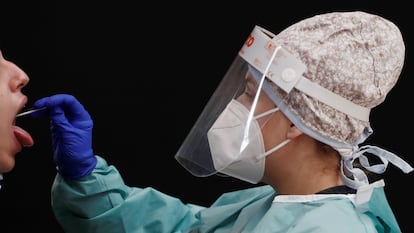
[31,94,97,180]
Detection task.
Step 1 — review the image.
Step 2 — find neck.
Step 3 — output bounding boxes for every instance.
[263,137,343,195]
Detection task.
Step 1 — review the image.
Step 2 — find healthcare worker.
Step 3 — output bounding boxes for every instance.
[0,50,34,189]
[32,11,413,232]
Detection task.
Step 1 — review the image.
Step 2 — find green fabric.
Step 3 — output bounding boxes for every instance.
[51,156,401,233]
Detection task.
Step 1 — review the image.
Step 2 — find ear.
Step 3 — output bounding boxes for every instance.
[287,125,303,139]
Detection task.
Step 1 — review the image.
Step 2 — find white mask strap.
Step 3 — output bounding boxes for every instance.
[253,107,290,160]
[257,139,291,160]
[253,107,279,120]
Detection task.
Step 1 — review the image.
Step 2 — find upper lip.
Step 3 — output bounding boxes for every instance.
[16,96,28,116]
[13,98,27,126]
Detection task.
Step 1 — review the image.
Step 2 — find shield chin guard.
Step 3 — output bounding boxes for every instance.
[174,25,371,178]
[174,56,249,177]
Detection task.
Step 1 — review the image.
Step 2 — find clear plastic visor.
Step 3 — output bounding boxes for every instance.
[175,25,309,178]
[174,56,271,177]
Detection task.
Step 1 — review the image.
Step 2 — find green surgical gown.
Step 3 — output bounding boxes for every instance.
[51,156,402,233]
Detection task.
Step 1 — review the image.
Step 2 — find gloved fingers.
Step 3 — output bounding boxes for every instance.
[31,96,51,118]
[32,94,92,123]
[50,106,73,126]
[32,97,75,130]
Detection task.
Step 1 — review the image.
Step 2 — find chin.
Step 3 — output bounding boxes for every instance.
[0,158,15,173]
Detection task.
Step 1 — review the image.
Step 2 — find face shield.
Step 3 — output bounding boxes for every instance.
[174,24,382,184]
[174,26,309,183]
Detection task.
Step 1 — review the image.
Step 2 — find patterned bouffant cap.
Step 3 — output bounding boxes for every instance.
[268,11,405,149]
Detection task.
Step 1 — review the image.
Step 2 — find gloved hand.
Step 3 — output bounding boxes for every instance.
[31,94,97,180]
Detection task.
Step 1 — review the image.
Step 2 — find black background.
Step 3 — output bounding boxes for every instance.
[0,1,412,232]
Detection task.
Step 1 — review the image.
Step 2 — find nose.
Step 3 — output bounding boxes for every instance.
[0,50,30,91]
[9,62,30,92]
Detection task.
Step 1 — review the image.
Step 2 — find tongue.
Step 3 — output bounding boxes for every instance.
[13,126,34,147]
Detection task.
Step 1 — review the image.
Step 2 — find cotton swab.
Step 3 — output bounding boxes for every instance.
[16,107,47,117]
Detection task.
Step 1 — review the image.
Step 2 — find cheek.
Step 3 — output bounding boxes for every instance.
[260,117,285,151]
[236,95,253,111]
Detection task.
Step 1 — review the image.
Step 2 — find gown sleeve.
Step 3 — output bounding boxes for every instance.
[51,155,205,233]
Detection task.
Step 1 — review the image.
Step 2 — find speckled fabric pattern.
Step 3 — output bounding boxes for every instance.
[269,11,405,145]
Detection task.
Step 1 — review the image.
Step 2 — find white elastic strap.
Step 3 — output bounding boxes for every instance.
[295,76,370,122]
[257,139,291,160]
[253,107,279,120]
